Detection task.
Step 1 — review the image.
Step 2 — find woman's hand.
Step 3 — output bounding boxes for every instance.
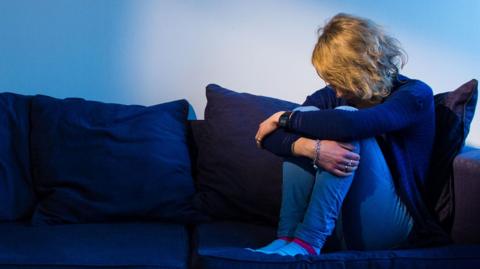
[294,138,360,177]
[255,111,285,148]
[316,140,360,177]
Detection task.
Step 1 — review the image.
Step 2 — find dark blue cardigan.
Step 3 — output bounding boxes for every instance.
[262,75,450,247]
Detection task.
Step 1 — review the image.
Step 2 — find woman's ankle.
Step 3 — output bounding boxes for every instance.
[292,237,320,255]
[278,236,294,242]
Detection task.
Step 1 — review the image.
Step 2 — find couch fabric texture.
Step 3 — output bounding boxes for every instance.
[0,222,189,269]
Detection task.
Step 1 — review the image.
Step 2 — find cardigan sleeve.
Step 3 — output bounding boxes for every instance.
[261,86,345,157]
[287,81,433,142]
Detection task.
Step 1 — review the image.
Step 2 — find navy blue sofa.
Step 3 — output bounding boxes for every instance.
[0,92,479,269]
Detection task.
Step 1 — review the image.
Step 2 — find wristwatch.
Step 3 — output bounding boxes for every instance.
[278,111,293,129]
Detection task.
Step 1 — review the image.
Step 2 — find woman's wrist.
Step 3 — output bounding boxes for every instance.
[292,137,317,159]
[278,111,293,129]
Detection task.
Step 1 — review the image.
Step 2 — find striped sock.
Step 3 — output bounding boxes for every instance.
[275,238,320,256]
[249,237,293,254]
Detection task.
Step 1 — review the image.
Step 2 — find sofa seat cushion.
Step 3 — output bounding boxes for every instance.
[194,222,480,269]
[0,222,189,269]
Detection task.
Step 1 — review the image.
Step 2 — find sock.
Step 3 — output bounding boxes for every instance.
[279,236,294,242]
[292,238,320,255]
[275,238,320,256]
[247,237,292,254]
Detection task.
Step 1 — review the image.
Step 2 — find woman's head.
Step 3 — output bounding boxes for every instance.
[312,13,407,104]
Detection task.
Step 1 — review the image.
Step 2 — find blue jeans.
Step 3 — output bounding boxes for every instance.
[277,105,413,251]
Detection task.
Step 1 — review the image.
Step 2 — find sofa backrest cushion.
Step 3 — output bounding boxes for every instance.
[30,95,205,225]
[425,79,478,232]
[0,93,36,221]
[192,84,298,224]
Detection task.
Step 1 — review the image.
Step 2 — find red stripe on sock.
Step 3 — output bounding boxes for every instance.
[293,238,317,255]
[278,236,293,242]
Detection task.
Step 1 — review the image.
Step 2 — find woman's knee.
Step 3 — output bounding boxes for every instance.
[293,105,320,112]
[335,105,358,112]
[293,105,357,112]
[293,105,362,154]
[334,105,360,152]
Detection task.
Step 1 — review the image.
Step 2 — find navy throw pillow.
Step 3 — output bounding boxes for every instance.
[30,95,204,225]
[193,84,298,224]
[0,93,36,221]
[426,79,478,232]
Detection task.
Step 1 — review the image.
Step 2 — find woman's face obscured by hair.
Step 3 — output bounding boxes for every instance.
[331,84,367,107]
[312,13,407,106]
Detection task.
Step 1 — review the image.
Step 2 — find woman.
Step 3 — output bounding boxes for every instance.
[252,13,448,256]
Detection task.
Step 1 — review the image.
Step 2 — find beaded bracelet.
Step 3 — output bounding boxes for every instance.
[312,139,320,169]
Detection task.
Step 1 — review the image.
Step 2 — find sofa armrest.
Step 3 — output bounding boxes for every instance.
[451,147,480,244]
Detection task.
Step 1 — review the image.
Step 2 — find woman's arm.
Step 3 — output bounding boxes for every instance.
[287,81,433,141]
[261,86,345,157]
[260,129,301,157]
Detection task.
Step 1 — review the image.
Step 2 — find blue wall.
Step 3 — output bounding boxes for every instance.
[1,0,478,145]
[0,0,132,103]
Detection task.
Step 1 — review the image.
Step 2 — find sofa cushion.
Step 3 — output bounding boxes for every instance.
[0,93,36,221]
[194,222,480,269]
[451,148,480,243]
[0,222,189,269]
[425,79,478,232]
[193,84,298,224]
[30,95,204,225]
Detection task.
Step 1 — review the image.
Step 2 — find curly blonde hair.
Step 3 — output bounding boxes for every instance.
[312,13,407,104]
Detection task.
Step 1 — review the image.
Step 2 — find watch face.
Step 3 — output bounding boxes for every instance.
[279,112,290,128]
